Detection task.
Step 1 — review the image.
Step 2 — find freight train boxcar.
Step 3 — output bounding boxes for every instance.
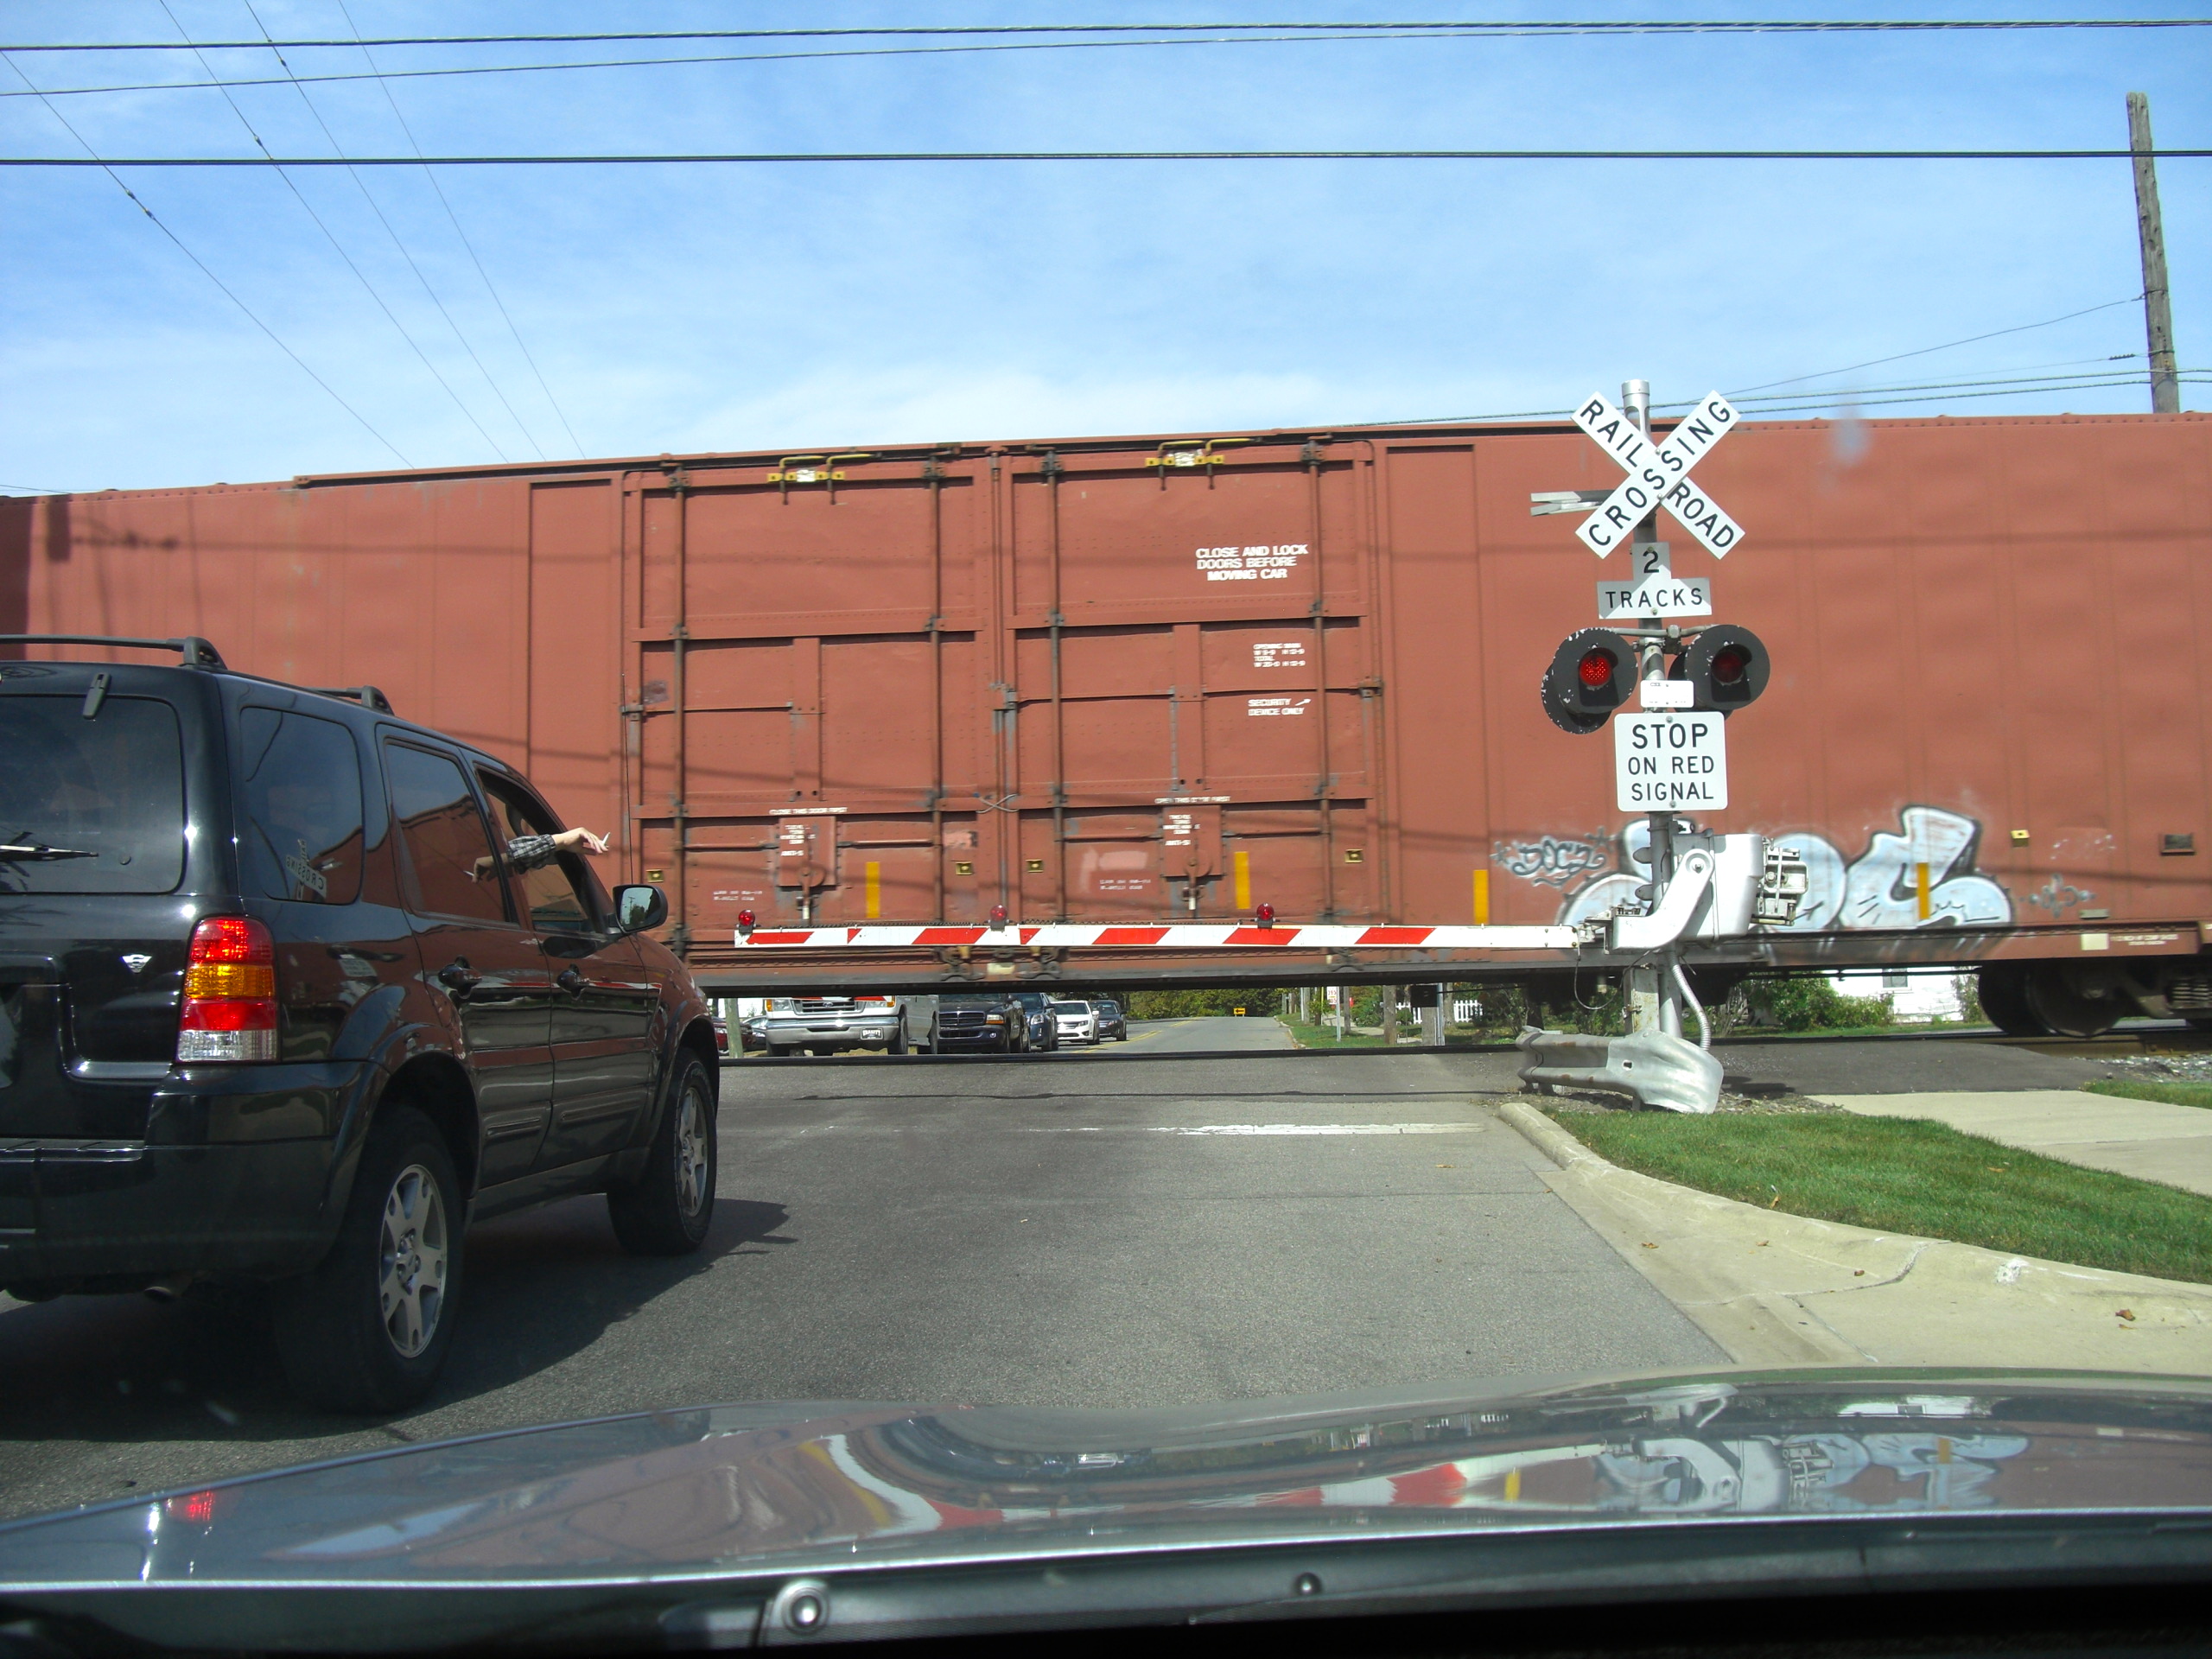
[5,410,2208,1035]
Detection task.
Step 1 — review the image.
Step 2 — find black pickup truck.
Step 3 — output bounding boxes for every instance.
[0,636,721,1411]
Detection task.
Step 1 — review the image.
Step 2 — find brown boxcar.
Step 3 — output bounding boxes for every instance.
[4,411,2208,1029]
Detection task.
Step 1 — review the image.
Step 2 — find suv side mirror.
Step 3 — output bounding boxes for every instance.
[612,884,668,934]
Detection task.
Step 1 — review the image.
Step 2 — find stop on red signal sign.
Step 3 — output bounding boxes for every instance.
[1616,713,1727,811]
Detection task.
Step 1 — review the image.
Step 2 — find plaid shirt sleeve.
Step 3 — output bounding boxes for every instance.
[505,834,561,872]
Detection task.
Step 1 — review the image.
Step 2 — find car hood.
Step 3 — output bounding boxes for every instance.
[4,1367,2212,1586]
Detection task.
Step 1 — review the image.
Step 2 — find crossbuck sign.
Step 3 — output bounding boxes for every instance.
[1571,391,1745,559]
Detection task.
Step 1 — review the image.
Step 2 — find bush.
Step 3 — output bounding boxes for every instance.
[1751,976,1893,1032]
[1123,988,1283,1020]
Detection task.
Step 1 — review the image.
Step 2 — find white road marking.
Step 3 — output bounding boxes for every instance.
[1147,1122,1484,1136]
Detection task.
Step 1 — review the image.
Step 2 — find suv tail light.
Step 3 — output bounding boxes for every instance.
[178,916,278,1062]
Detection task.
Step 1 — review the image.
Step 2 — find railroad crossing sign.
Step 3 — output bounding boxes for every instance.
[1569,390,1745,559]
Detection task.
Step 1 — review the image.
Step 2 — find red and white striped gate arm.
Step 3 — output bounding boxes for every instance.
[732,923,1590,950]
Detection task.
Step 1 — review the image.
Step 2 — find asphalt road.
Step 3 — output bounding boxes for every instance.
[0,1017,1719,1523]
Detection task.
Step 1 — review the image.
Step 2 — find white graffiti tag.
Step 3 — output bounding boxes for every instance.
[1495,833,1612,888]
[1557,807,2012,931]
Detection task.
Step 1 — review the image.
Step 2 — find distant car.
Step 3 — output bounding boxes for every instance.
[933,991,1027,1052]
[1092,999,1128,1041]
[1008,990,1059,1052]
[757,995,936,1057]
[1052,1000,1098,1045]
[712,1014,730,1056]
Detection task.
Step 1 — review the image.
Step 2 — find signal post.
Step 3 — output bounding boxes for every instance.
[1526,380,1795,1111]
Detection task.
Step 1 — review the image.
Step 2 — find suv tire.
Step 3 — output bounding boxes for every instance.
[607,1054,717,1256]
[272,1105,461,1414]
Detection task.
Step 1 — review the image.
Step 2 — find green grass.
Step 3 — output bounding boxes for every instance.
[2085,1078,2212,1111]
[1545,1108,2212,1285]
[1281,1020,1390,1049]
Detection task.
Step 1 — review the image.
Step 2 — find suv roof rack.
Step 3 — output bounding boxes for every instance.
[306,684,396,715]
[0,633,226,670]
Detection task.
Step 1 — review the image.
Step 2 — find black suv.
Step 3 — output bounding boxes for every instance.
[0,637,720,1412]
[932,991,1028,1052]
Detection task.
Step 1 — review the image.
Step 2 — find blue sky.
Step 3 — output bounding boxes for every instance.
[1,3,2203,492]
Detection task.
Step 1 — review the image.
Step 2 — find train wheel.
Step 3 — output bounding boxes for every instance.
[2022,964,2124,1039]
[1975,964,2048,1038]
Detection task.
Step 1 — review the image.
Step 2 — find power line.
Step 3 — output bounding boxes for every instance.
[1370,365,2204,426]
[334,2,583,457]
[3,147,2203,166]
[1735,366,2201,404]
[240,0,543,459]
[150,2,509,460]
[1726,295,2149,393]
[0,30,1792,99]
[0,53,410,465]
[10,20,2212,50]
[1739,372,2207,412]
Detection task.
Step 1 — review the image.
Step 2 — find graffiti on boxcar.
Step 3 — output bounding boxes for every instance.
[1494,832,1614,888]
[1555,806,2012,930]
[2026,875,2095,917]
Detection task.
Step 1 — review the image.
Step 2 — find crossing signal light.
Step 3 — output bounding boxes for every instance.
[1675,624,1771,713]
[1541,628,1637,734]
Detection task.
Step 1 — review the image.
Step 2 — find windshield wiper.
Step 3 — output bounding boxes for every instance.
[0,841,98,861]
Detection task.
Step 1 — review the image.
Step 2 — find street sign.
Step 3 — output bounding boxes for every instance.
[1570,390,1745,559]
[1597,541,1712,620]
[1615,712,1728,811]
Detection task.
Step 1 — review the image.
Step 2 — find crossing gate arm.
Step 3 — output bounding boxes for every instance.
[732,923,1599,950]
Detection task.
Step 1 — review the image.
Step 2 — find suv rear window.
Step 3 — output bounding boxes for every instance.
[238,708,365,906]
[0,695,186,894]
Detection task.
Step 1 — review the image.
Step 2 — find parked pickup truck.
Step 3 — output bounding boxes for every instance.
[757,995,936,1057]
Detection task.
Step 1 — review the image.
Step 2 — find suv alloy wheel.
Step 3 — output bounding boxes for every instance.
[607,1054,718,1255]
[272,1105,464,1413]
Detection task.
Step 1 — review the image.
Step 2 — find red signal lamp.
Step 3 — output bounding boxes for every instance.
[1540,628,1636,735]
[1254,902,1276,929]
[736,908,757,937]
[1673,624,1771,712]
[988,902,1009,929]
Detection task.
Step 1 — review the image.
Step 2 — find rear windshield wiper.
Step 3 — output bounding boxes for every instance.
[0,840,98,861]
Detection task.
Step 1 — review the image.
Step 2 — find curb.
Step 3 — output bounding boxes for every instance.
[1495,1097,2212,1375]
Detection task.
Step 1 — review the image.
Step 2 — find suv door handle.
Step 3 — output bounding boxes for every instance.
[436,959,481,996]
[555,968,586,995]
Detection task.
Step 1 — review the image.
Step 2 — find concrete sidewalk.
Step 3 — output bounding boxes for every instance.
[1809,1090,2212,1198]
[1497,1101,2212,1375]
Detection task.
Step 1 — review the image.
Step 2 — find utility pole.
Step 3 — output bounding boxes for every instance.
[2128,92,2181,415]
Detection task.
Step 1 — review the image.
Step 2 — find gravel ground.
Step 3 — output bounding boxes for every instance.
[2099,1050,2212,1082]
